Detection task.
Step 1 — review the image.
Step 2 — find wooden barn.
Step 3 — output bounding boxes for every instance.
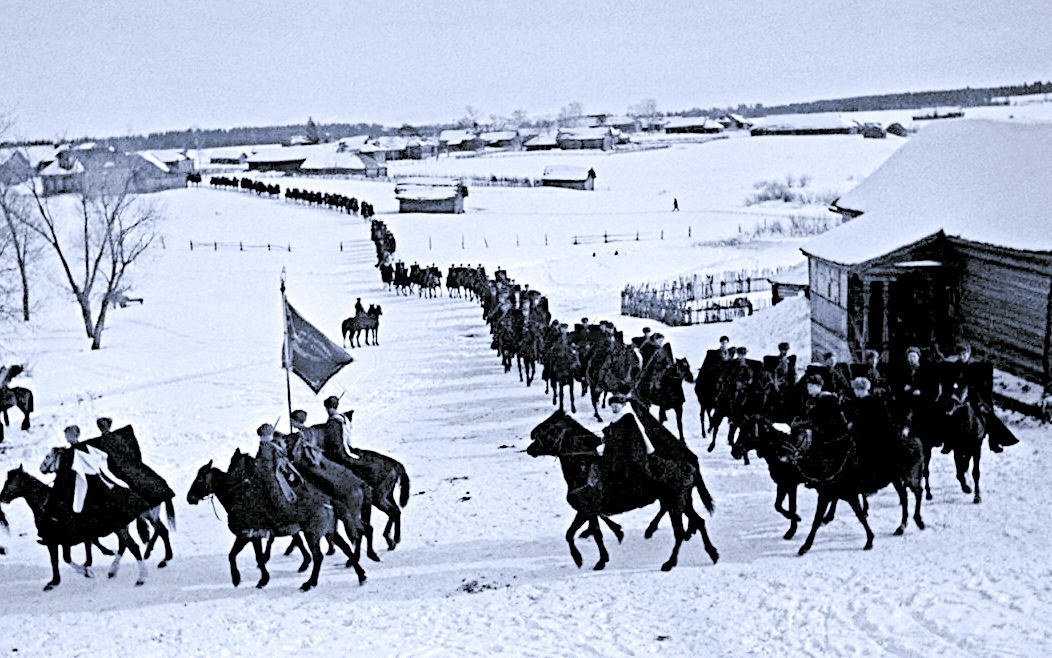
[556,127,614,150]
[395,182,467,214]
[0,150,33,185]
[246,145,314,172]
[751,114,859,136]
[801,119,1052,391]
[664,117,723,134]
[541,165,596,191]
[523,134,558,151]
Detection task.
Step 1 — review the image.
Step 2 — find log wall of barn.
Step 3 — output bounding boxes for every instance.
[808,257,850,362]
[951,240,1052,387]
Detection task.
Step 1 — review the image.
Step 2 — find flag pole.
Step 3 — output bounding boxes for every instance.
[281,268,293,434]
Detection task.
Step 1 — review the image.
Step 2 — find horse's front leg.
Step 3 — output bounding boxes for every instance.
[44,543,61,591]
[922,443,934,500]
[565,513,589,567]
[798,492,831,556]
[569,379,576,413]
[675,406,685,442]
[251,537,270,589]
[661,507,686,571]
[972,449,981,504]
[229,536,250,587]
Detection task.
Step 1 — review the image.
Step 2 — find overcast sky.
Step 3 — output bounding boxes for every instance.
[2,0,1048,141]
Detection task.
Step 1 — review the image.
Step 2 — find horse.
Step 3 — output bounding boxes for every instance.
[794,426,925,556]
[546,339,580,413]
[1,466,148,591]
[731,421,810,539]
[587,340,641,422]
[0,386,33,443]
[342,447,411,552]
[640,357,694,441]
[517,321,544,387]
[943,386,987,504]
[187,451,366,591]
[527,410,718,571]
[342,305,382,348]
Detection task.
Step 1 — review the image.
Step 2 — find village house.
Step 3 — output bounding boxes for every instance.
[751,114,860,136]
[556,127,614,150]
[664,117,724,134]
[801,119,1052,391]
[395,182,467,213]
[541,165,596,191]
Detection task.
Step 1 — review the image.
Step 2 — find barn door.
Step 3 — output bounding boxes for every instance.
[888,270,955,359]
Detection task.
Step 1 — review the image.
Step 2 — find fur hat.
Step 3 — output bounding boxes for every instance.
[851,377,872,392]
[609,395,628,406]
[323,395,340,410]
[256,423,274,437]
[778,342,790,352]
[905,346,922,357]
[805,373,824,387]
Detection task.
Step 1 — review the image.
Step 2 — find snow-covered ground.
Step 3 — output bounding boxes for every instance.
[2,116,1051,657]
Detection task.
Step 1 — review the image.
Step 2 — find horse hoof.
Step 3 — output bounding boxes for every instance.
[974,495,981,504]
[660,561,675,572]
[706,444,715,453]
[893,527,904,536]
[299,583,312,592]
[108,572,116,579]
[158,561,167,569]
[707,548,719,564]
[916,519,926,530]
[44,583,57,591]
[367,551,381,562]
[593,561,607,571]
[135,580,145,587]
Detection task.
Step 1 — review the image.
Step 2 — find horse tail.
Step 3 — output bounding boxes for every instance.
[398,466,410,507]
[25,389,33,414]
[166,498,177,532]
[136,516,151,544]
[694,469,715,515]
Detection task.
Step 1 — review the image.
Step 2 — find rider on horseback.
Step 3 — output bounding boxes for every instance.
[595,390,659,510]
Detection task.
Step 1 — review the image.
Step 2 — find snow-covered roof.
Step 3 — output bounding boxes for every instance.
[139,151,171,173]
[479,131,518,143]
[558,127,612,139]
[752,114,860,131]
[246,145,320,163]
[144,149,187,164]
[374,136,409,150]
[394,183,460,201]
[39,159,84,176]
[300,152,366,171]
[542,165,593,181]
[802,119,1052,266]
[439,129,474,145]
[524,134,558,146]
[337,135,372,152]
[664,117,723,130]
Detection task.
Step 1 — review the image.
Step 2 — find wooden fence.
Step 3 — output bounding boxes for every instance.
[189,241,291,252]
[621,265,793,326]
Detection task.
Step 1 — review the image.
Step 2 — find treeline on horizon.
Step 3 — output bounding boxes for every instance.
[5,80,1051,152]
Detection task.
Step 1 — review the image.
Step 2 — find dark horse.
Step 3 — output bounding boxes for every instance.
[794,427,925,556]
[527,410,718,571]
[587,341,640,422]
[546,339,580,413]
[732,421,808,539]
[1,466,147,590]
[640,357,694,441]
[187,451,367,591]
[0,383,33,444]
[943,386,987,504]
[342,305,382,348]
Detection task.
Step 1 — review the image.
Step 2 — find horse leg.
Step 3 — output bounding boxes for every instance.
[893,481,909,536]
[972,448,981,504]
[330,527,367,583]
[660,506,686,572]
[847,495,875,550]
[565,513,589,567]
[776,484,800,540]
[675,406,685,442]
[360,503,380,562]
[955,450,972,495]
[517,354,524,382]
[600,515,624,543]
[111,529,146,586]
[591,388,602,423]
[823,498,838,525]
[44,543,62,591]
[251,537,270,589]
[644,505,666,539]
[569,380,576,413]
[228,535,250,587]
[152,519,173,568]
[922,443,934,500]
[587,516,609,571]
[798,492,832,555]
[298,530,325,592]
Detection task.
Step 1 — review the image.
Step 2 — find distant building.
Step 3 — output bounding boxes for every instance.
[395,182,467,213]
[912,107,964,121]
[0,150,33,185]
[439,129,477,152]
[751,114,860,136]
[664,117,723,134]
[479,131,522,150]
[541,165,596,191]
[861,124,887,139]
[246,145,314,172]
[556,127,614,150]
[523,134,559,151]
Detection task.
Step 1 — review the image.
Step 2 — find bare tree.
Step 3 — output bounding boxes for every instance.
[558,101,585,127]
[0,185,39,322]
[25,171,163,350]
[459,106,483,130]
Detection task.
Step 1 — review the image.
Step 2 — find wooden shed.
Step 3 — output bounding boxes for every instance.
[541,165,596,191]
[395,182,467,213]
[556,127,614,150]
[664,117,723,134]
[751,114,859,136]
[801,119,1052,390]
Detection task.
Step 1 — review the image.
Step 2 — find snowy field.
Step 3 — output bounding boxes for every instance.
[2,112,1051,657]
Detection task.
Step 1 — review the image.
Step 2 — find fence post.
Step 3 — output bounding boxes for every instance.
[604,232,608,243]
[429,236,432,250]
[190,241,193,251]
[661,230,664,240]
[516,235,519,247]
[462,235,465,249]
[288,243,291,252]
[636,230,639,241]
[574,235,578,245]
[545,234,548,246]
[688,226,691,237]
[240,242,243,251]
[214,242,217,251]
[340,242,343,252]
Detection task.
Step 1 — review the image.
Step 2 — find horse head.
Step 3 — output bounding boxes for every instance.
[527,411,600,458]
[186,459,216,505]
[676,358,695,383]
[0,465,30,505]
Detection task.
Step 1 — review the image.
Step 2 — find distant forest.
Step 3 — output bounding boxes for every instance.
[5,81,1051,151]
